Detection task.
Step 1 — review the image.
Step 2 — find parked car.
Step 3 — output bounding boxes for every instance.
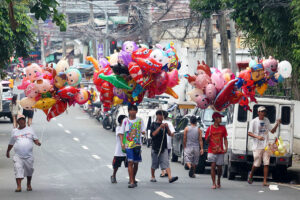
[0,90,13,122]
[171,107,228,174]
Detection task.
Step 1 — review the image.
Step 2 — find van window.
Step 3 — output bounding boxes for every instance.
[281,106,291,125]
[253,105,276,123]
[238,105,247,122]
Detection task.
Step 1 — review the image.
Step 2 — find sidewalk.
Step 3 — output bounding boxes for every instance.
[288,153,300,184]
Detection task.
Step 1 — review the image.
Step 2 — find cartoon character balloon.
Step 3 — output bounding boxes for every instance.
[74,88,90,104]
[263,56,278,77]
[26,63,43,82]
[211,69,226,91]
[25,83,39,98]
[20,97,36,110]
[205,84,217,100]
[195,73,211,90]
[196,95,209,109]
[188,88,203,102]
[122,41,138,53]
[55,59,69,74]
[66,68,82,86]
[36,79,52,94]
[149,48,169,66]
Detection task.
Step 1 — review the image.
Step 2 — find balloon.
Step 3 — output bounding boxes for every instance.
[277,74,284,83]
[267,77,278,86]
[184,74,197,87]
[251,64,265,82]
[74,88,90,105]
[99,58,110,68]
[256,83,268,96]
[211,70,226,91]
[149,48,169,66]
[263,56,278,77]
[66,68,82,86]
[197,61,211,77]
[132,47,152,59]
[20,97,36,110]
[33,98,56,110]
[93,66,113,86]
[188,88,203,102]
[86,56,99,71]
[36,79,52,94]
[54,73,67,89]
[99,74,132,90]
[249,59,257,68]
[128,62,145,86]
[278,60,292,78]
[101,82,114,112]
[122,41,138,53]
[165,87,178,99]
[153,71,168,95]
[113,96,123,106]
[111,63,130,76]
[238,69,253,86]
[167,69,179,88]
[118,51,132,66]
[25,83,39,98]
[109,53,119,65]
[134,57,163,74]
[229,90,243,104]
[57,86,80,99]
[239,94,251,111]
[25,63,43,82]
[55,59,69,74]
[195,73,211,90]
[214,79,238,111]
[205,84,217,100]
[113,88,127,101]
[196,95,210,109]
[132,84,143,99]
[47,100,68,121]
[17,78,30,90]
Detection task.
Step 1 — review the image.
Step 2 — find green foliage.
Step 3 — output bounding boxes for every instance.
[190,0,223,17]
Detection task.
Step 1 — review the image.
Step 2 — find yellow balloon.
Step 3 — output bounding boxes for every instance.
[113,96,123,106]
[33,98,56,110]
[274,151,280,156]
[256,83,268,96]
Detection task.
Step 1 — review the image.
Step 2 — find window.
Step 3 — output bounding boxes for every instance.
[281,106,291,125]
[253,105,276,123]
[176,118,189,132]
[238,105,248,122]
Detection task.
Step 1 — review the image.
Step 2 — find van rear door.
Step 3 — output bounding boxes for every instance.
[278,105,293,154]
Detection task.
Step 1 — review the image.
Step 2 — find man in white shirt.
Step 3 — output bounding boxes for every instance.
[6,114,41,192]
[247,106,280,186]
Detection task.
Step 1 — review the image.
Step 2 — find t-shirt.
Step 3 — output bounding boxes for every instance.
[205,125,227,154]
[115,126,126,157]
[150,122,168,153]
[9,127,38,158]
[121,117,145,149]
[163,120,175,150]
[248,117,271,150]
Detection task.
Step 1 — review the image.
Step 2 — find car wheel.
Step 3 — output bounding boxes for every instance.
[103,118,112,130]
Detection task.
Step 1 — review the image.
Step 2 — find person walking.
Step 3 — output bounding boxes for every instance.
[247,106,281,186]
[150,110,178,183]
[183,116,204,178]
[6,114,41,192]
[205,112,228,189]
[111,115,128,183]
[121,104,146,188]
[9,94,22,128]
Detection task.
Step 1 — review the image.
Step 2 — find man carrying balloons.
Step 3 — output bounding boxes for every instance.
[247,106,281,186]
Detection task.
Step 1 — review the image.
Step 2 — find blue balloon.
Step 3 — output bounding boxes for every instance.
[278,74,284,83]
[249,60,257,68]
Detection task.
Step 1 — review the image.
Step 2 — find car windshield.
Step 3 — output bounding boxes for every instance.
[203,109,227,123]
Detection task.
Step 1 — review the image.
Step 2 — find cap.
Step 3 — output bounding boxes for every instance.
[258,106,267,112]
[17,114,25,120]
[212,112,224,120]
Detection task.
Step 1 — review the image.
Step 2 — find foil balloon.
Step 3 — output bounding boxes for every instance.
[33,98,56,110]
[101,82,114,112]
[36,79,52,94]
[74,88,90,104]
[188,88,204,102]
[25,63,43,82]
[54,73,67,89]
[57,86,80,99]
[122,41,139,53]
[86,56,99,71]
[17,78,30,90]
[149,48,169,66]
[197,61,211,77]
[66,68,82,86]
[118,51,132,67]
[113,88,127,101]
[134,57,163,74]
[195,73,211,90]
[211,69,226,91]
[263,56,278,77]
[229,90,243,104]
[111,63,130,76]
[128,62,144,86]
[239,94,251,111]
[20,97,36,110]
[251,64,265,82]
[278,60,292,78]
[132,47,152,59]
[55,59,69,74]
[256,82,268,96]
[47,100,68,121]
[249,59,257,68]
[196,95,210,109]
[165,87,178,99]
[98,74,132,90]
[205,84,217,100]
[113,96,123,106]
[153,71,168,95]
[214,79,238,111]
[25,83,39,98]
[109,53,119,66]
[167,69,179,88]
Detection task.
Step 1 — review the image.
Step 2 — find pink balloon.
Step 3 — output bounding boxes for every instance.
[188,88,203,102]
[75,88,90,104]
[25,63,43,81]
[211,71,226,91]
[205,84,217,100]
[36,79,52,94]
[196,94,210,109]
[25,83,39,98]
[195,73,211,90]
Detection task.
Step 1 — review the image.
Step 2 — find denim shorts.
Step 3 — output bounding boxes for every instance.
[126,147,142,163]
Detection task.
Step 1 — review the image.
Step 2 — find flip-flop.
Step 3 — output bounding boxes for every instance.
[27,188,32,191]
[15,189,22,192]
[217,184,221,188]
[160,173,168,177]
[211,185,216,189]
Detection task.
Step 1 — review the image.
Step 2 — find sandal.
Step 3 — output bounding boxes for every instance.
[27,188,32,191]
[247,172,253,184]
[150,178,157,182]
[211,185,216,189]
[160,173,168,177]
[15,189,22,192]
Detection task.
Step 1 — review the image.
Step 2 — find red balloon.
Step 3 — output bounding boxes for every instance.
[153,71,168,95]
[239,94,251,111]
[214,79,238,111]
[100,81,114,110]
[134,57,162,74]
[128,62,145,86]
[47,100,68,121]
[197,60,211,77]
[229,90,243,104]
[57,86,79,99]
[93,66,112,86]
[132,48,152,59]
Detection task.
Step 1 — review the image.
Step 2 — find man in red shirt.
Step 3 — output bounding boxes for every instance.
[205,112,228,189]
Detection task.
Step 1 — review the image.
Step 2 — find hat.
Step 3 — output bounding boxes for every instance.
[258,106,267,112]
[212,112,224,121]
[17,114,25,120]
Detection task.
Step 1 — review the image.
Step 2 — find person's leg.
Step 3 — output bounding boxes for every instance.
[217,165,222,188]
[211,162,216,189]
[28,117,33,126]
[249,150,262,183]
[133,163,138,183]
[16,178,22,191]
[128,161,134,184]
[263,165,269,186]
[27,176,32,190]
[13,115,17,128]
[151,168,156,179]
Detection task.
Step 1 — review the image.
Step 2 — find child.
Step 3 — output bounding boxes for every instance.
[111,115,127,183]
[9,94,22,128]
[6,114,41,192]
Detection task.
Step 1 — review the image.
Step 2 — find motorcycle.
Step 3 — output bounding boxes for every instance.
[103,106,118,131]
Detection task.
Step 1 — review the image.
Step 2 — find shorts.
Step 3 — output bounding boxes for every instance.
[23,109,34,118]
[13,155,34,178]
[253,149,270,167]
[151,149,170,170]
[126,147,142,163]
[112,156,128,169]
[184,146,200,165]
[207,153,224,166]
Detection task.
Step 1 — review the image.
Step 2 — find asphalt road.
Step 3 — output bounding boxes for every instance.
[0,106,299,200]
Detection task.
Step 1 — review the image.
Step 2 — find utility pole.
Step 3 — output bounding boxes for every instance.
[89,0,97,58]
[105,5,109,56]
[38,20,46,65]
[205,15,213,68]
[62,0,66,58]
[230,19,237,74]
[218,11,229,69]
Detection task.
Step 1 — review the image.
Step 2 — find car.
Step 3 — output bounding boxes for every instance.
[0,90,13,122]
[171,107,228,174]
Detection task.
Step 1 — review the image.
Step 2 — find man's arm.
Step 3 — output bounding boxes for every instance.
[6,145,13,158]
[224,137,228,153]
[198,128,204,155]
[119,134,125,150]
[152,124,165,137]
[270,119,281,134]
[183,127,188,149]
[33,139,41,146]
[248,132,265,141]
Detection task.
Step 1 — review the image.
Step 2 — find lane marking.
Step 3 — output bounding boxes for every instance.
[269,185,279,191]
[275,183,300,191]
[81,145,89,150]
[57,123,63,127]
[65,130,71,134]
[92,155,101,160]
[73,137,80,142]
[155,191,174,199]
[106,165,113,170]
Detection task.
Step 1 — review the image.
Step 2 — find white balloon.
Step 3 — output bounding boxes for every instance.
[278,60,292,78]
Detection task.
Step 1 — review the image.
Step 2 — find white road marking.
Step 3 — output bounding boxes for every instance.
[65,130,71,134]
[57,123,63,127]
[155,191,174,199]
[81,145,89,150]
[92,155,101,160]
[73,137,80,142]
[106,165,113,170]
[269,185,279,191]
[258,190,264,193]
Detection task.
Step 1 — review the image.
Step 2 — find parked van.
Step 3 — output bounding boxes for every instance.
[224,97,294,181]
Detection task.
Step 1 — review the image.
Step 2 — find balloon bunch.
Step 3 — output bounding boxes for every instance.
[88,41,181,111]
[186,57,292,112]
[18,60,88,121]
[265,137,288,157]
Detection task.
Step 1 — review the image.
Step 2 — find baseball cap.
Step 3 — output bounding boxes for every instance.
[212,112,224,121]
[258,106,267,112]
[17,114,25,120]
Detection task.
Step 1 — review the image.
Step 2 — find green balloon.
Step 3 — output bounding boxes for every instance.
[99,74,132,90]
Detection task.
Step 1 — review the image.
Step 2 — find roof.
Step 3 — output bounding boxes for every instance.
[254,97,294,105]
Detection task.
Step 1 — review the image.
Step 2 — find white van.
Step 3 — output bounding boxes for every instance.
[224,97,294,181]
